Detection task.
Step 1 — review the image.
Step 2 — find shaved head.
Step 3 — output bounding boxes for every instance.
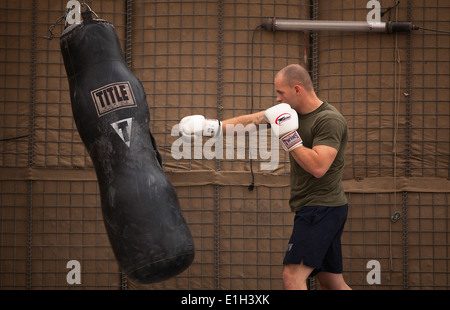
[275,64,314,92]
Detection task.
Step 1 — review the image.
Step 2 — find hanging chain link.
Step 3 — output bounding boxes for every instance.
[44,2,98,40]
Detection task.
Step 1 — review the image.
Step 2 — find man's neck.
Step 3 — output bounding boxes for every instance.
[297,93,323,115]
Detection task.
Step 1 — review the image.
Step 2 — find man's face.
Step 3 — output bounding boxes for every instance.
[274,75,299,108]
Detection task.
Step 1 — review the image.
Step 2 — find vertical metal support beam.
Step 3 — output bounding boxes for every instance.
[125,0,133,69]
[28,2,37,169]
[215,0,224,290]
[311,1,319,92]
[27,0,38,290]
[120,0,134,289]
[307,0,319,290]
[402,0,413,290]
[401,191,408,289]
[405,3,412,179]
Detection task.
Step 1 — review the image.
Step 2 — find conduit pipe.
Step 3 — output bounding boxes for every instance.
[260,17,419,34]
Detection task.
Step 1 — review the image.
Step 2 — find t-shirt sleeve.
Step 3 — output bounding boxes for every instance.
[311,115,347,151]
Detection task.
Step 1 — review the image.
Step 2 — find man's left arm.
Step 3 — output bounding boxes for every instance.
[264,104,343,178]
[290,145,338,179]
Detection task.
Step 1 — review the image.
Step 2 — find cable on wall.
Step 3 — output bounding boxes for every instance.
[247,24,265,191]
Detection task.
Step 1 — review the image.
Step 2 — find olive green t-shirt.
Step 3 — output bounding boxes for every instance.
[289,101,348,212]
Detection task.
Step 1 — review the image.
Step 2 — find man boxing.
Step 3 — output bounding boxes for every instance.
[178,64,351,290]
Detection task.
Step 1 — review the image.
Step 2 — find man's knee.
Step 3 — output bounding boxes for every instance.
[316,272,351,290]
[283,267,305,290]
[283,263,313,290]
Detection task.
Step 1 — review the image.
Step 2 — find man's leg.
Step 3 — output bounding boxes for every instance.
[316,272,351,290]
[283,261,314,290]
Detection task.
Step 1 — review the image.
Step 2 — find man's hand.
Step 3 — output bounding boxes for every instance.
[178,115,221,142]
[264,103,303,151]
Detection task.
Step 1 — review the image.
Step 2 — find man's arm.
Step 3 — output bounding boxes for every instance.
[263,103,339,179]
[177,110,268,141]
[290,145,338,178]
[221,111,267,134]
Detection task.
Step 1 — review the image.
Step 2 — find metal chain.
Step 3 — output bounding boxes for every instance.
[44,2,98,40]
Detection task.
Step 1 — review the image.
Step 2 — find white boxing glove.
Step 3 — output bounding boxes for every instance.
[178,115,221,142]
[264,103,303,152]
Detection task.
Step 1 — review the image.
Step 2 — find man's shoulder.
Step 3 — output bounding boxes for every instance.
[316,103,347,126]
[322,102,345,117]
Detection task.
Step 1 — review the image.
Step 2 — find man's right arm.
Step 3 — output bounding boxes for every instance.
[221,111,267,134]
[177,110,267,141]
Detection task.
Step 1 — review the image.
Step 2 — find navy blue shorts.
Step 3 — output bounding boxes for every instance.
[283,204,348,276]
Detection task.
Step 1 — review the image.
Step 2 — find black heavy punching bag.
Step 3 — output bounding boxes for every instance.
[60,11,194,284]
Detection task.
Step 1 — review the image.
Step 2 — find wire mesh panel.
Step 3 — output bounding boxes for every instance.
[343,192,404,290]
[315,0,449,290]
[218,1,310,173]
[0,180,28,288]
[128,184,217,289]
[407,192,449,289]
[0,0,449,290]
[0,2,32,167]
[32,0,127,168]
[317,1,409,179]
[409,2,449,179]
[133,0,220,172]
[30,180,121,289]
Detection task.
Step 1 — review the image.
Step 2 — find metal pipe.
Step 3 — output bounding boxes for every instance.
[261,17,418,33]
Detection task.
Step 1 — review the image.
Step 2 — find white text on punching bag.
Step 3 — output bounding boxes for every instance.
[91,81,137,116]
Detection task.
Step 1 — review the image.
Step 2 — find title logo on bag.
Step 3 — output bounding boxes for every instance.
[91,81,137,116]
